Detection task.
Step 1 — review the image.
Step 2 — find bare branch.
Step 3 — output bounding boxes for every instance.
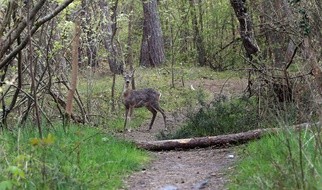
[0,0,75,70]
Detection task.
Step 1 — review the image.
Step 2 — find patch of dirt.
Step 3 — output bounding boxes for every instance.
[120,78,245,190]
[121,113,237,190]
[124,147,235,190]
[189,78,248,99]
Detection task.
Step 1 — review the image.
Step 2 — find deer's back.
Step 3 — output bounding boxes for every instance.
[124,88,160,108]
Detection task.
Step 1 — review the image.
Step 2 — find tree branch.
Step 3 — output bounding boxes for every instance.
[0,0,46,59]
[0,0,75,70]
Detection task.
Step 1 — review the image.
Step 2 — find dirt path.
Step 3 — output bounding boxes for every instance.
[121,79,246,190]
[121,114,237,190]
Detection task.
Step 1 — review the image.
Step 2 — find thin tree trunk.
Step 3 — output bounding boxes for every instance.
[190,0,206,66]
[126,0,136,89]
[65,20,80,124]
[26,2,42,138]
[81,0,98,68]
[0,0,75,70]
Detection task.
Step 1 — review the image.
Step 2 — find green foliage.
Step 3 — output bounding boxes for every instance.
[229,130,322,189]
[160,95,261,139]
[158,0,242,69]
[0,125,149,190]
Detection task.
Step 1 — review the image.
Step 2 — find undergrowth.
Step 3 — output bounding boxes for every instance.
[229,129,322,189]
[0,124,149,190]
[159,94,262,139]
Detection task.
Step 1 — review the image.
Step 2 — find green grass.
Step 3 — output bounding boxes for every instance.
[0,124,149,190]
[75,66,234,132]
[229,130,322,190]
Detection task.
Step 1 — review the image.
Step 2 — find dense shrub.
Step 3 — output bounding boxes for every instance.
[160,94,262,139]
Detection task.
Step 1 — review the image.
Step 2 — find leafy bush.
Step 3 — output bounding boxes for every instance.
[161,94,261,139]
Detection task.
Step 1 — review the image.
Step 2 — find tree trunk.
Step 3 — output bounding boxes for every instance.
[126,0,136,89]
[81,0,98,68]
[140,0,165,67]
[100,0,122,74]
[230,0,259,59]
[190,0,206,66]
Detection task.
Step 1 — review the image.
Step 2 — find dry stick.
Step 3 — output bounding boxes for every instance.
[7,84,54,129]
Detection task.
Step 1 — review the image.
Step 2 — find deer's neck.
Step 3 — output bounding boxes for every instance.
[123,85,132,97]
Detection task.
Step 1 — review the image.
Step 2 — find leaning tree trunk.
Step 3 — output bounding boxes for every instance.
[230,0,259,59]
[140,0,165,67]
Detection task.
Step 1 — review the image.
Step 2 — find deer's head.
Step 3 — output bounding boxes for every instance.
[123,70,135,88]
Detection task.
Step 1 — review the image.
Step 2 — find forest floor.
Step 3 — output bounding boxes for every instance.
[120,78,247,190]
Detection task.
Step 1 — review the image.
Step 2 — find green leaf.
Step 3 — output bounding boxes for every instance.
[0,180,13,190]
[7,166,25,179]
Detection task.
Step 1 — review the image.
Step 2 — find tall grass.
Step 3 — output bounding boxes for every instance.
[229,129,322,190]
[0,124,149,189]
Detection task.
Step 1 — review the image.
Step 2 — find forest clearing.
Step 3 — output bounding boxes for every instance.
[0,0,321,189]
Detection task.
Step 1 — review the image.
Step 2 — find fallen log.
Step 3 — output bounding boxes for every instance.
[135,128,273,151]
[135,123,319,151]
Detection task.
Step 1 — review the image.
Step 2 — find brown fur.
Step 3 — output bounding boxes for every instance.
[123,71,167,132]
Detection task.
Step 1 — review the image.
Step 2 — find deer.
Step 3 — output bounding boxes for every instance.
[122,70,167,132]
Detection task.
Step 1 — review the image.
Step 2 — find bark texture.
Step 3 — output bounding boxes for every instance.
[65,21,80,121]
[100,0,123,74]
[136,129,269,151]
[190,0,206,66]
[140,0,165,67]
[230,0,259,58]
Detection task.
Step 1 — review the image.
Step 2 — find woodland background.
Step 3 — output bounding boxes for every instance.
[0,0,321,189]
[0,0,321,130]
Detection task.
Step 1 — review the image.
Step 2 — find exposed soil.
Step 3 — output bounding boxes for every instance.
[120,79,247,190]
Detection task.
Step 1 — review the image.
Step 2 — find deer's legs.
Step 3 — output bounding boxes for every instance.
[128,108,133,132]
[153,105,167,131]
[147,106,157,130]
[124,108,129,132]
[124,107,133,132]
